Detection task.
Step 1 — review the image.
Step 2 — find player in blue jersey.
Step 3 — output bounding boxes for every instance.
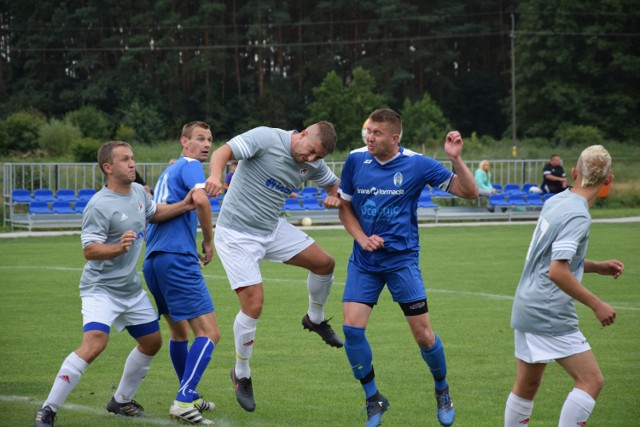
[204,122,343,413]
[504,145,624,427]
[338,109,478,427]
[35,141,195,427]
[143,121,219,425]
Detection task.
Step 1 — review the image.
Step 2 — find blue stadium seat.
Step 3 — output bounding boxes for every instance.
[504,183,524,196]
[77,188,97,202]
[283,198,303,210]
[543,192,557,202]
[11,189,34,204]
[301,186,320,198]
[209,197,223,212]
[74,200,88,213]
[302,197,324,210]
[522,183,537,193]
[29,201,53,214]
[431,187,455,198]
[492,184,503,193]
[33,189,56,202]
[508,193,530,207]
[488,194,511,208]
[52,201,75,214]
[526,193,544,206]
[56,188,78,203]
[418,194,439,209]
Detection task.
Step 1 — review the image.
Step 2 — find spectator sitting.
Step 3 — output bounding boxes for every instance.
[474,160,499,197]
[541,154,567,193]
[223,161,238,191]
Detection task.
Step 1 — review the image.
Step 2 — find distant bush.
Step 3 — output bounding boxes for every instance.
[114,124,136,143]
[71,138,103,162]
[0,110,46,154]
[119,100,165,144]
[38,119,82,156]
[64,106,112,140]
[554,125,604,147]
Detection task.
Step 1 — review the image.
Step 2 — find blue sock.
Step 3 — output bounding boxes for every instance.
[343,325,377,399]
[169,340,188,382]
[176,337,214,403]
[420,334,448,392]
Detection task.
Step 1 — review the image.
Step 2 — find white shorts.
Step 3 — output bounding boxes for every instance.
[214,217,315,290]
[514,329,591,364]
[81,290,157,332]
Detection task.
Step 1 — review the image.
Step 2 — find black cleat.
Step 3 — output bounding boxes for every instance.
[365,392,390,427]
[231,368,255,412]
[35,405,56,427]
[106,397,149,417]
[302,314,344,348]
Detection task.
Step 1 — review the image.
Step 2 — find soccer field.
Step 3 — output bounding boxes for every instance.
[1,222,638,426]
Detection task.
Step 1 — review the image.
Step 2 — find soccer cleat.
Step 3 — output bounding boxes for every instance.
[435,388,455,426]
[106,397,149,417]
[301,314,344,348]
[169,401,214,425]
[365,392,390,427]
[231,368,256,412]
[35,405,56,427]
[193,396,215,412]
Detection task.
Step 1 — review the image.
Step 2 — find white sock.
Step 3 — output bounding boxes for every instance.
[307,272,333,324]
[114,347,154,403]
[558,388,595,427]
[43,352,88,411]
[234,311,258,379]
[504,392,533,426]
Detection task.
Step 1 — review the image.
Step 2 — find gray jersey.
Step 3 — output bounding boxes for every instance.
[79,183,156,298]
[217,126,339,235]
[511,190,590,336]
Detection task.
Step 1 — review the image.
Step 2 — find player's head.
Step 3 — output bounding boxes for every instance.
[368,109,403,142]
[575,145,612,187]
[182,121,211,139]
[98,141,133,176]
[311,121,337,154]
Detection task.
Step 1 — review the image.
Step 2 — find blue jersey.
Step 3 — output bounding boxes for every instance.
[339,147,453,271]
[145,157,206,257]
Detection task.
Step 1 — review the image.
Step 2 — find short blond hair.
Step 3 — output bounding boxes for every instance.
[576,145,611,187]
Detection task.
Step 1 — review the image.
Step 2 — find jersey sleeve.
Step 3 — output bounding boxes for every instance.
[81,203,108,248]
[338,154,356,201]
[421,156,454,191]
[227,127,267,160]
[551,214,590,261]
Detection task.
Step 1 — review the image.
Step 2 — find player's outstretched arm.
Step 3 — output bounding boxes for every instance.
[443,131,478,199]
[206,144,234,197]
[338,199,383,252]
[584,259,624,279]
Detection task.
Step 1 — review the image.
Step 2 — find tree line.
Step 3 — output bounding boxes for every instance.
[0,0,638,153]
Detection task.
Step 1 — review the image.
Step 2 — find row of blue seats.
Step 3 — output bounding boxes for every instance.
[489,192,556,207]
[28,200,88,214]
[12,188,97,204]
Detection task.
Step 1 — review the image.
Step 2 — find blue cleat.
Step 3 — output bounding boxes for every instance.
[365,392,389,427]
[435,388,455,426]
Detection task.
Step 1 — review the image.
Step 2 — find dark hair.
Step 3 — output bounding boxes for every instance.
[97,141,132,176]
[315,121,337,153]
[368,108,402,136]
[182,121,211,139]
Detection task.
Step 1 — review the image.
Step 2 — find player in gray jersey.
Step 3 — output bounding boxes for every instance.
[205,122,343,412]
[35,141,195,427]
[504,145,625,427]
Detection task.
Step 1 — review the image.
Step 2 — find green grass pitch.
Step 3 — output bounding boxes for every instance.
[0,222,638,426]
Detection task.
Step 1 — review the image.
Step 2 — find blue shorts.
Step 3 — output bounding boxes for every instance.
[342,260,427,304]
[143,252,215,322]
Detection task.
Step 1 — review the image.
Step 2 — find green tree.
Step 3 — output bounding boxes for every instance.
[514,0,640,140]
[307,67,386,150]
[64,106,113,140]
[0,110,46,154]
[400,92,451,150]
[38,119,83,156]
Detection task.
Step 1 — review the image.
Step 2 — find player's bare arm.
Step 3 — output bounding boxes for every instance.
[206,144,234,197]
[338,199,384,252]
[83,229,137,260]
[443,131,479,199]
[584,259,624,279]
[151,188,196,223]
[323,181,341,208]
[549,259,616,327]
